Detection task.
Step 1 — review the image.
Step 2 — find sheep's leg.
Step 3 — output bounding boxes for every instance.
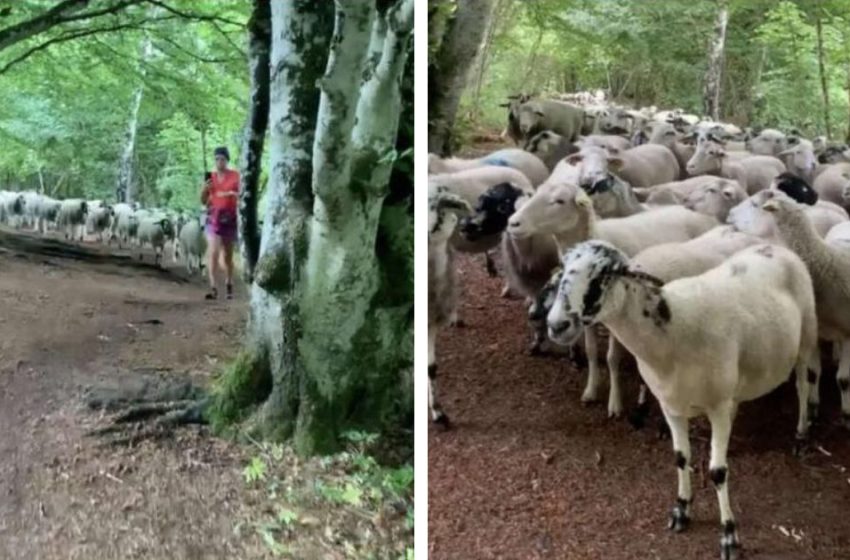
[807,351,822,422]
[484,251,497,278]
[606,336,625,418]
[836,339,850,426]
[662,409,692,532]
[500,282,512,298]
[793,358,811,440]
[628,383,651,430]
[428,327,449,426]
[581,329,601,403]
[707,403,740,560]
[448,309,465,328]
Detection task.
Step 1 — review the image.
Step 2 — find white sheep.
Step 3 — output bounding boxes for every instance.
[0,191,26,228]
[567,144,680,190]
[547,240,816,560]
[523,130,580,171]
[686,138,786,194]
[763,192,850,422]
[728,190,847,241]
[428,149,549,187]
[175,215,207,275]
[812,162,850,212]
[681,179,748,222]
[508,186,717,409]
[745,128,787,156]
[428,187,472,426]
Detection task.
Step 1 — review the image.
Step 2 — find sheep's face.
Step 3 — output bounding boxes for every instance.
[547,241,626,346]
[459,182,525,241]
[746,131,786,156]
[569,146,622,191]
[686,141,725,175]
[517,103,544,137]
[428,190,470,245]
[507,182,581,240]
[648,123,677,147]
[778,143,816,178]
[683,180,744,222]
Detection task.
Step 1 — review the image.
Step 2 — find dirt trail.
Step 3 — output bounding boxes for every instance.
[429,254,850,560]
[0,228,271,559]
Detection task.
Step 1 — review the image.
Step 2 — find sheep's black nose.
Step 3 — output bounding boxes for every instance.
[549,320,568,335]
[509,220,520,228]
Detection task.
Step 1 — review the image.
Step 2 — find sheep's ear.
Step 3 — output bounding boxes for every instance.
[566,153,584,164]
[762,199,780,213]
[777,147,794,157]
[607,157,624,170]
[575,189,593,208]
[534,110,545,117]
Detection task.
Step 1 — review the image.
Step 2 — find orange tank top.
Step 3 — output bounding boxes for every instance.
[208,169,240,212]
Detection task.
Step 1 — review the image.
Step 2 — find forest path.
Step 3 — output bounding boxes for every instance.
[0,227,271,559]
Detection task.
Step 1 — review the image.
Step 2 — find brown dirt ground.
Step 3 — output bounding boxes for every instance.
[0,227,417,560]
[428,252,850,560]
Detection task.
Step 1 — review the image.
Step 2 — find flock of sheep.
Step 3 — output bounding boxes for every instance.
[0,190,208,274]
[427,92,850,560]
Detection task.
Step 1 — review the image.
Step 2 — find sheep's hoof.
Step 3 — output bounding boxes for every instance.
[841,413,850,430]
[607,405,623,419]
[432,410,451,430]
[580,388,601,404]
[450,318,466,328]
[667,503,690,533]
[719,522,741,560]
[628,402,650,430]
[500,284,512,298]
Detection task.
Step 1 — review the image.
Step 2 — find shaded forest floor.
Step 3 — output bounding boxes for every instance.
[0,227,411,559]
[428,252,850,560]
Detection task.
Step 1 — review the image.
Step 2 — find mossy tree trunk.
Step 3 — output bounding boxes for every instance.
[428,0,495,156]
[211,0,414,456]
[238,0,271,282]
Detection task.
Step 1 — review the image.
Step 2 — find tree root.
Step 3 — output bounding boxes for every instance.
[84,374,210,447]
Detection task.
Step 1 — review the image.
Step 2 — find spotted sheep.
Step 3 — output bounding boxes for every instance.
[547,239,817,560]
[508,183,717,415]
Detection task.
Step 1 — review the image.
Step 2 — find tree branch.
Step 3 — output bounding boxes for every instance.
[312,1,376,206]
[0,0,147,52]
[0,20,150,75]
[152,32,243,64]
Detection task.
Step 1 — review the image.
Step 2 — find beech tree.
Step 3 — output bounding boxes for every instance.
[210,0,414,455]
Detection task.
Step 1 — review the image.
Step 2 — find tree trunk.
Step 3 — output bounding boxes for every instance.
[209,0,414,455]
[815,3,832,138]
[702,0,728,120]
[470,0,510,121]
[201,126,208,172]
[428,0,495,156]
[115,35,152,203]
[238,0,271,283]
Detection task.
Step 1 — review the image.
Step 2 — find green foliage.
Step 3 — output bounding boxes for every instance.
[0,2,251,205]
[240,434,412,558]
[464,0,850,139]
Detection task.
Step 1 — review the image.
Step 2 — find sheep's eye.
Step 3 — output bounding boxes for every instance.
[707,188,718,194]
[554,199,565,205]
